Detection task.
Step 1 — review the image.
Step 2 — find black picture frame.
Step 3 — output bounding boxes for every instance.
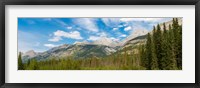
[0,0,199,88]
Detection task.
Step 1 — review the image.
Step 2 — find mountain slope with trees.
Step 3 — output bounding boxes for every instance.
[18,18,182,70]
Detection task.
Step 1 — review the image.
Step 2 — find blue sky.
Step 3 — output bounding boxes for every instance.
[18,17,173,52]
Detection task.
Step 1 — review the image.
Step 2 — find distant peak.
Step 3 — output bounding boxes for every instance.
[92,37,118,47]
[74,40,89,45]
[26,50,35,53]
[119,29,148,46]
[23,50,37,57]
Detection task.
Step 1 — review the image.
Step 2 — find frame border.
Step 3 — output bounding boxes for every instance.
[0,0,199,88]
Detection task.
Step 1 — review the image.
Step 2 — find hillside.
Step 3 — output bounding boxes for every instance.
[22,44,117,62]
[22,18,182,63]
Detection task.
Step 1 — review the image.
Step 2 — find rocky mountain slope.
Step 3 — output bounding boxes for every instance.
[22,44,117,62]
[92,37,119,47]
[114,18,182,55]
[22,18,182,62]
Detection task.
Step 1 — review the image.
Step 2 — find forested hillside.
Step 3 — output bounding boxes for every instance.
[18,18,182,70]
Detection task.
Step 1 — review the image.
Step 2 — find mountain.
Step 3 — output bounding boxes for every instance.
[74,40,90,45]
[23,50,37,57]
[23,44,117,61]
[92,37,118,47]
[159,18,182,30]
[119,29,148,47]
[22,50,38,63]
[118,18,183,55]
[22,18,182,62]
[74,37,119,47]
[123,18,182,47]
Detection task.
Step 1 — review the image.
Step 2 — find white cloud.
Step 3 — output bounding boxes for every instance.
[97,32,107,37]
[50,19,72,30]
[48,36,62,42]
[119,34,127,37]
[44,44,59,48]
[54,30,83,39]
[101,18,121,27]
[87,36,100,41]
[54,19,67,26]
[88,35,120,42]
[118,25,123,28]
[109,37,119,42]
[124,26,132,31]
[129,22,149,31]
[49,30,83,42]
[76,27,81,30]
[112,28,118,31]
[73,18,98,32]
[120,18,164,22]
[67,26,72,29]
[123,23,128,27]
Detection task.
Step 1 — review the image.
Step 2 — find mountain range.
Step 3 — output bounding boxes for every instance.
[22,18,182,62]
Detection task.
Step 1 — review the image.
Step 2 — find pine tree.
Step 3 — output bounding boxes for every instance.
[153,26,157,52]
[155,24,163,69]
[172,18,182,69]
[167,24,177,69]
[150,35,159,70]
[140,44,147,68]
[160,23,170,69]
[18,52,24,70]
[145,33,152,69]
[176,22,182,69]
[163,23,167,34]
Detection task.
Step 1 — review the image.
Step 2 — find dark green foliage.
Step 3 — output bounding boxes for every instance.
[160,23,171,69]
[18,52,24,70]
[174,19,182,69]
[139,45,146,68]
[145,33,158,70]
[155,24,163,69]
[21,54,145,70]
[150,34,159,70]
[141,18,182,70]
[19,18,182,70]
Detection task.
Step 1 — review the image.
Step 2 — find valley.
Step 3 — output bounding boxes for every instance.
[18,18,182,70]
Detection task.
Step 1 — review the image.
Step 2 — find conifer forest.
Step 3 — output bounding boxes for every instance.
[18,18,182,70]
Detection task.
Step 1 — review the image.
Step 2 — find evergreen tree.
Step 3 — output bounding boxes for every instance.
[167,24,178,69]
[172,18,182,69]
[160,23,170,69]
[163,23,167,34]
[176,23,182,69]
[145,33,159,70]
[150,35,159,70]
[145,33,152,69]
[18,52,24,70]
[152,26,157,55]
[29,59,38,70]
[140,44,147,68]
[155,24,163,69]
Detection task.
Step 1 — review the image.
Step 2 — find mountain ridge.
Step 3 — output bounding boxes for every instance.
[22,18,182,62]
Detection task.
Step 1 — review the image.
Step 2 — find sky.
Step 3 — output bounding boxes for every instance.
[18,17,173,52]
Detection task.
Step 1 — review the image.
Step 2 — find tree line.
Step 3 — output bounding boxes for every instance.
[18,18,182,70]
[140,18,182,70]
[18,51,145,70]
